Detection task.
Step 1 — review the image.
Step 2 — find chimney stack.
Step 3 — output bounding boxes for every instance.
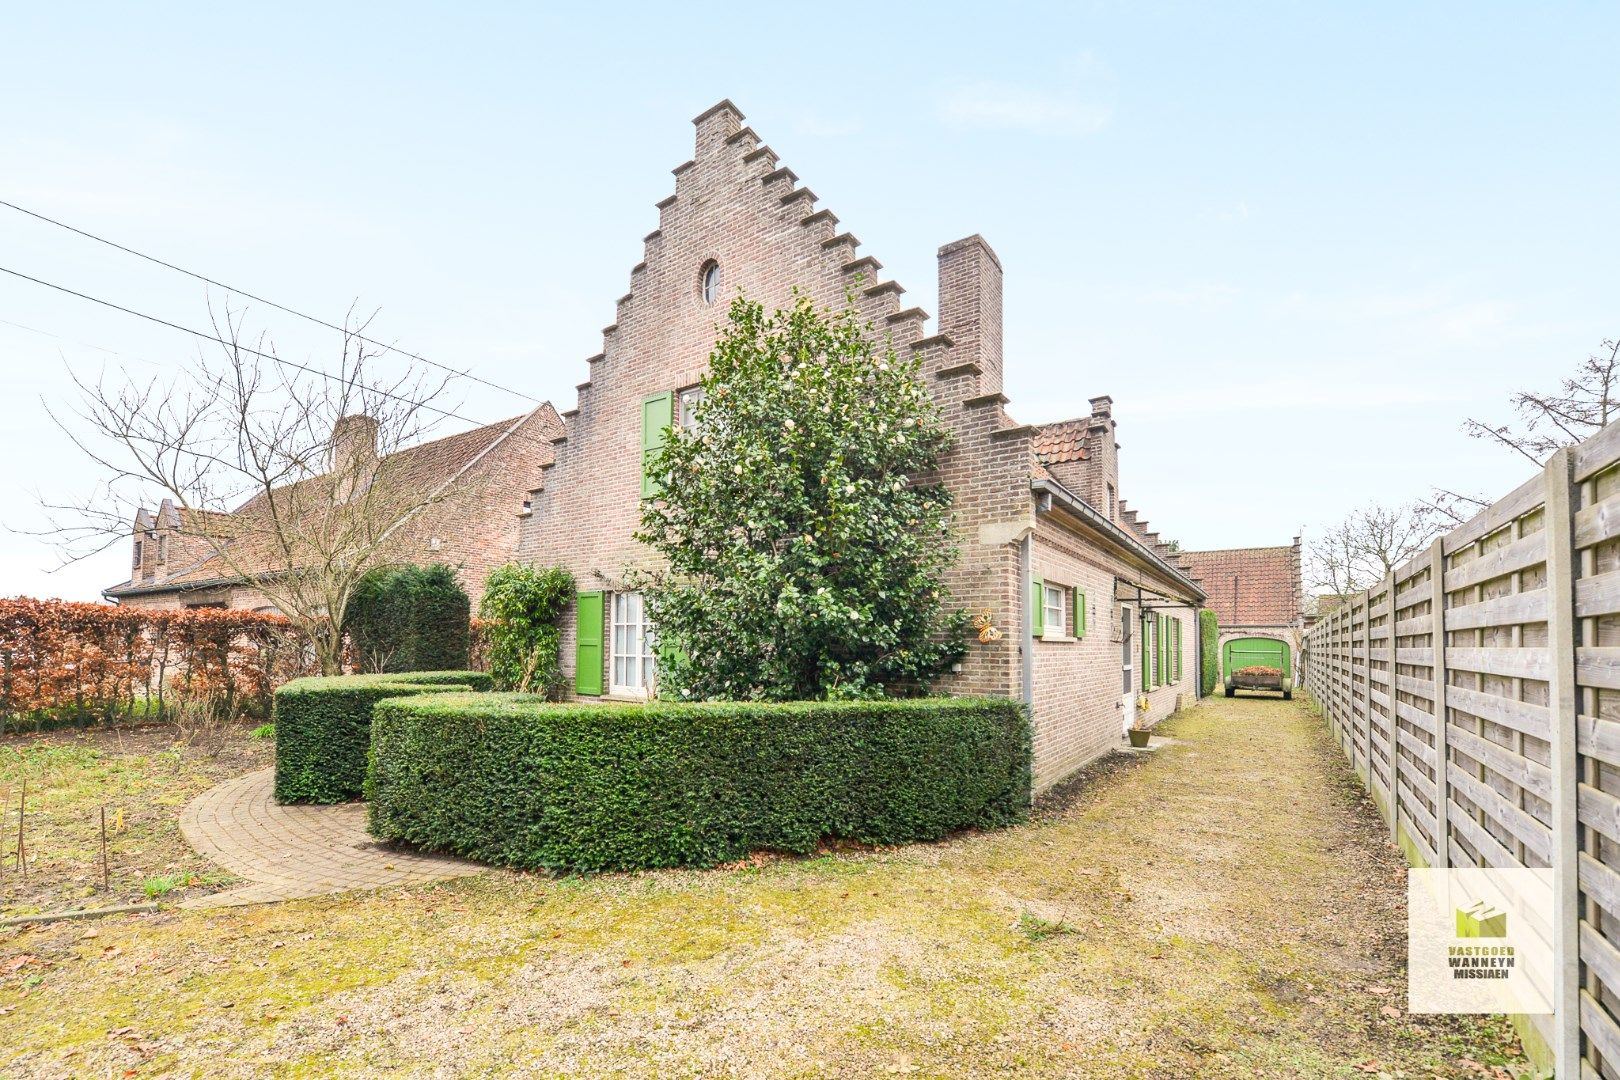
[936,235,1004,398]
[330,415,379,501]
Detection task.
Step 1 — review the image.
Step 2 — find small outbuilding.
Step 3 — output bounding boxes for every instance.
[1179,540,1305,689]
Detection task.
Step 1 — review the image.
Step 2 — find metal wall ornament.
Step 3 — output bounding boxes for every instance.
[972,610,1002,643]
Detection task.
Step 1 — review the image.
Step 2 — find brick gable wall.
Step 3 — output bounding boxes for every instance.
[513,100,1204,794]
[1180,540,1304,628]
[516,103,1039,705]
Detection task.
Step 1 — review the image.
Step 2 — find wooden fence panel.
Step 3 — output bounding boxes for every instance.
[1301,434,1620,1076]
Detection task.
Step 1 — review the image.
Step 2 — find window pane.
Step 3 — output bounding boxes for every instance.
[1044,586,1063,635]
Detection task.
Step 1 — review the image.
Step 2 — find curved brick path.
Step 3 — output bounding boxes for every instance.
[177,767,485,908]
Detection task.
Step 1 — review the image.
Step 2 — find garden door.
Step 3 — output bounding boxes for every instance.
[1119,604,1135,732]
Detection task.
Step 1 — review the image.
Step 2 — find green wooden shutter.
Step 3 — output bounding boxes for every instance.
[1159,614,1168,686]
[575,591,605,696]
[1031,575,1045,638]
[1073,589,1086,639]
[641,392,674,498]
[1141,612,1149,681]
[1175,620,1183,680]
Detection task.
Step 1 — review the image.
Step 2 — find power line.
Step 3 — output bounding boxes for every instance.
[0,263,558,454]
[0,196,545,405]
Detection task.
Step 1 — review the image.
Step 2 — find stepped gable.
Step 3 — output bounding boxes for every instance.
[524,101,1037,593]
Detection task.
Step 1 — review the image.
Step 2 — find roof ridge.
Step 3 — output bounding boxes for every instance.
[1182,544,1295,555]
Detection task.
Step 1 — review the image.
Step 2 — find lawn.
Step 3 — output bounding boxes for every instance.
[0,723,274,916]
[1,698,1530,1078]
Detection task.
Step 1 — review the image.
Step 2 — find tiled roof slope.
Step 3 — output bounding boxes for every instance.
[1031,418,1090,465]
[1181,543,1303,627]
[106,407,559,594]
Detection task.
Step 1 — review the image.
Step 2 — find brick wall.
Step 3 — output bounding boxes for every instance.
[516,103,1037,702]
[1029,517,1197,792]
[510,100,1205,796]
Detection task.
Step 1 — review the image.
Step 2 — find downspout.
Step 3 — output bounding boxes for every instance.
[1019,531,1034,711]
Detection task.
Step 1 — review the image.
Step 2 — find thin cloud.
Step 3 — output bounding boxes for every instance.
[939,81,1112,135]
[937,53,1116,136]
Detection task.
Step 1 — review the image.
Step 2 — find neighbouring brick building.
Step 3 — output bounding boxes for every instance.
[1180,540,1305,684]
[516,100,1207,793]
[104,406,562,613]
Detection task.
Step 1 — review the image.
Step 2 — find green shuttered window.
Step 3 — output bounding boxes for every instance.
[1030,575,1045,638]
[641,392,674,498]
[575,590,605,696]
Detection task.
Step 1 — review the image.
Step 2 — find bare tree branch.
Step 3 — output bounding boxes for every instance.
[36,299,473,674]
[1464,337,1620,466]
[1306,501,1448,598]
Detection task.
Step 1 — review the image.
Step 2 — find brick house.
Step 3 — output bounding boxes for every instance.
[105,406,562,612]
[516,100,1206,794]
[1180,540,1305,684]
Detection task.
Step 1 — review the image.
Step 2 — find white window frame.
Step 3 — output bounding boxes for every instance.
[1042,584,1066,639]
[611,591,656,696]
[678,385,705,432]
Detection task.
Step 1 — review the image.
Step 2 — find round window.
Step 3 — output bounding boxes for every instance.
[700,261,721,305]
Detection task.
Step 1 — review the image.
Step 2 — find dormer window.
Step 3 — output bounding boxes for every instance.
[132,540,143,568]
[157,534,168,564]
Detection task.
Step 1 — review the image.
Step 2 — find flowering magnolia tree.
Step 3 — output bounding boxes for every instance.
[635,293,966,701]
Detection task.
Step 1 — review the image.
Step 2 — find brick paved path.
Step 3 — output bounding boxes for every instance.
[178,767,485,908]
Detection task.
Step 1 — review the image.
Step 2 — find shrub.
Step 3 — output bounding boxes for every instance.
[478,563,574,694]
[0,597,313,732]
[1199,609,1219,696]
[272,671,493,804]
[368,693,1031,871]
[635,293,966,701]
[346,565,471,674]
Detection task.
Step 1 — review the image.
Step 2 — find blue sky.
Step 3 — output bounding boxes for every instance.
[1,2,1615,601]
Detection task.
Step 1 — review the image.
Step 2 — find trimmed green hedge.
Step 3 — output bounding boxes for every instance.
[368,694,1031,870]
[273,671,493,804]
[346,564,472,674]
[1199,608,1219,697]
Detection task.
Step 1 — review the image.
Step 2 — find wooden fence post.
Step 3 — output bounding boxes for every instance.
[1386,573,1400,846]
[1428,538,1450,870]
[1361,598,1373,789]
[1544,446,1580,1076]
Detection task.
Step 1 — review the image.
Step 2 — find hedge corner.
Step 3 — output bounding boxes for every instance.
[271,671,492,805]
